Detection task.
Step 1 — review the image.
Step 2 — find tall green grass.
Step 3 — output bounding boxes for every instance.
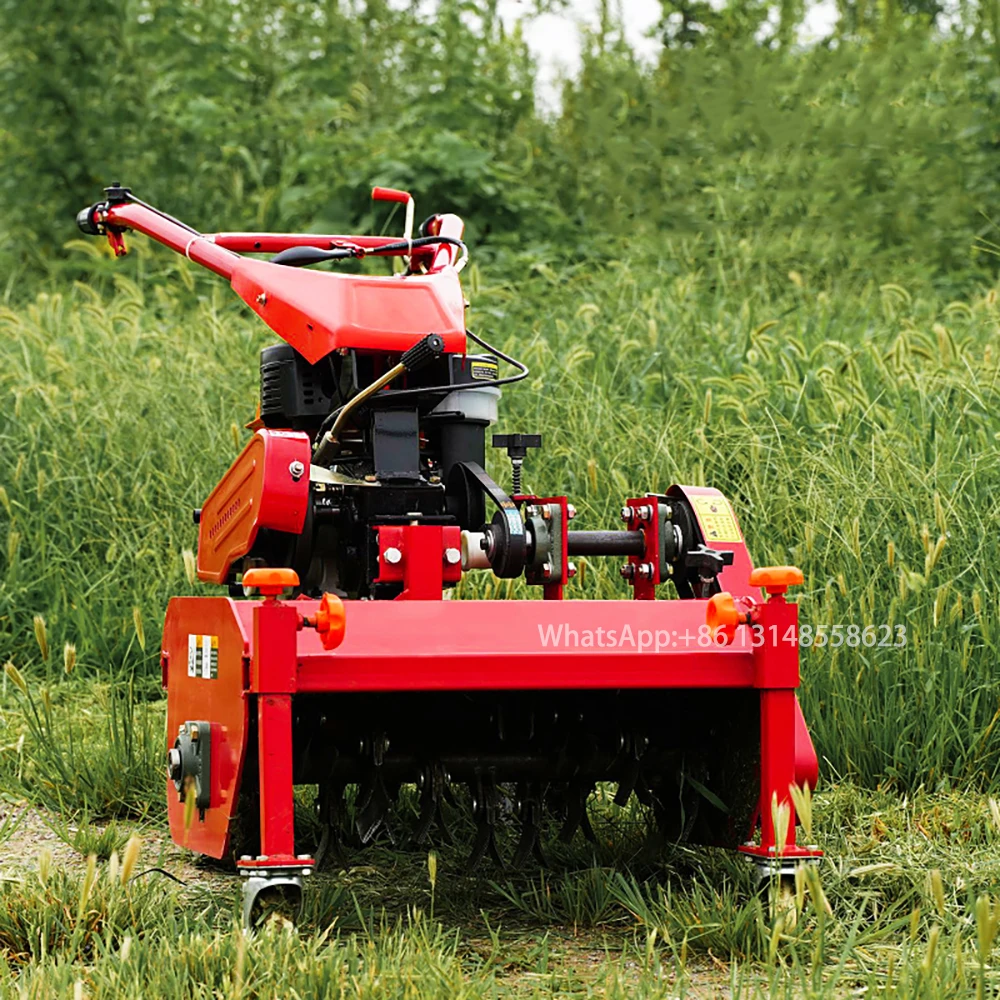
[2,240,1000,791]
[1,785,1000,996]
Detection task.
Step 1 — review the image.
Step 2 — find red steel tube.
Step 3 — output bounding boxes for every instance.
[102,202,239,279]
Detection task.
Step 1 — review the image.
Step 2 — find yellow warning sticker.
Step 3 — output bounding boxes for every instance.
[187,634,219,679]
[691,495,743,544]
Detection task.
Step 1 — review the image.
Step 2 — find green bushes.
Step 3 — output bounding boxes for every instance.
[2,3,999,291]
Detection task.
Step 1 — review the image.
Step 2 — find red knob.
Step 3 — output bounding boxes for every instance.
[706,592,742,645]
[749,566,804,596]
[311,593,347,650]
[242,567,299,597]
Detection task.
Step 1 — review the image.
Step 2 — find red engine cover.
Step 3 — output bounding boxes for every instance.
[231,259,467,363]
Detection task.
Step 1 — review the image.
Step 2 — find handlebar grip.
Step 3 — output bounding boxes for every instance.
[400,333,445,372]
[76,204,102,236]
[270,245,353,267]
[372,186,412,204]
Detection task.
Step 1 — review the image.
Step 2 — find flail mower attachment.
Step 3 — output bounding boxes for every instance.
[79,183,821,927]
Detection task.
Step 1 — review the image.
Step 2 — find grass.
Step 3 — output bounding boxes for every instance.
[0,764,998,995]
[3,247,1000,789]
[2,236,1000,991]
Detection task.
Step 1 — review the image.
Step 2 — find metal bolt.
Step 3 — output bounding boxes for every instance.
[566,504,577,520]
[620,564,636,580]
[364,474,377,483]
[637,504,653,522]
[637,562,655,580]
[190,724,199,741]
[525,505,539,518]
[256,292,267,306]
[288,459,305,481]
[662,504,673,518]
[620,506,632,523]
[240,855,252,862]
[178,724,186,735]
[167,748,182,777]
[384,547,402,565]
[567,562,577,579]
[444,547,461,566]
[541,506,551,520]
[542,562,552,579]
[297,854,311,861]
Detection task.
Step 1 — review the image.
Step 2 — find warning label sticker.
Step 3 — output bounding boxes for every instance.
[691,495,743,544]
[187,634,219,679]
[470,361,499,381]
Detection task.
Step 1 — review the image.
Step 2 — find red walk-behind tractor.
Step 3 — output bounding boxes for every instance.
[78,183,821,926]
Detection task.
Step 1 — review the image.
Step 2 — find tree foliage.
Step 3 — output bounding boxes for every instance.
[1,0,999,291]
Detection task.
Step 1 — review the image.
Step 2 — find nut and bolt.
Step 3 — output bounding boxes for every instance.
[384,547,403,565]
[620,564,636,580]
[444,547,461,566]
[567,562,577,579]
[542,562,553,579]
[190,724,200,741]
[288,459,305,481]
[637,562,655,580]
[620,506,633,523]
[167,748,182,777]
[525,505,539,518]
[636,504,653,522]
[566,504,577,520]
[256,292,267,306]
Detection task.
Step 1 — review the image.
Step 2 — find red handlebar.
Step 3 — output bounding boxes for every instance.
[371,186,412,204]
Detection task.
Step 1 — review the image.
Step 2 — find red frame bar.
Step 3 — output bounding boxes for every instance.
[251,600,299,859]
[101,205,459,273]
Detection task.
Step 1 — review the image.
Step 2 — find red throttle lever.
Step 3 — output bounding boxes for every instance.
[372,186,412,204]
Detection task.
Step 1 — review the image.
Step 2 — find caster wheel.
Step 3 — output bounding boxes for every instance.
[242,874,303,930]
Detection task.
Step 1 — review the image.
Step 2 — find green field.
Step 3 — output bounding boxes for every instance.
[5,0,1000,994]
[2,237,1000,995]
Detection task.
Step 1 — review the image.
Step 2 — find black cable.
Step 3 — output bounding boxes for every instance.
[126,195,201,237]
[315,328,529,436]
[365,234,467,257]
[375,329,528,401]
[129,867,188,885]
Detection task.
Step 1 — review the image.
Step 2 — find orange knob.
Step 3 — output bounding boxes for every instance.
[706,592,742,644]
[311,592,346,650]
[749,565,804,596]
[242,567,300,597]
